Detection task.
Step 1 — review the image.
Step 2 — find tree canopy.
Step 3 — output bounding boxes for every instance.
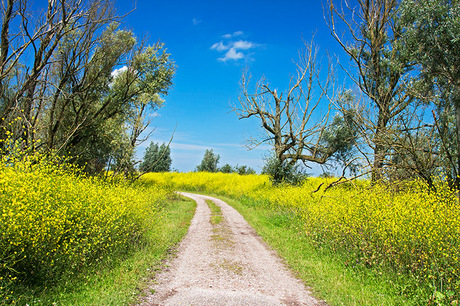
[0,0,175,175]
[140,142,172,173]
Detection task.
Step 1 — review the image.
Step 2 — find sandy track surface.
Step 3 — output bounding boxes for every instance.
[138,192,325,305]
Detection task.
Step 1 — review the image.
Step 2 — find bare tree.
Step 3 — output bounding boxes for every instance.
[234,41,350,172]
[327,0,415,182]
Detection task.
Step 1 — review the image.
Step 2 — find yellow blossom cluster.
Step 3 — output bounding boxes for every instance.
[143,172,460,302]
[0,152,169,301]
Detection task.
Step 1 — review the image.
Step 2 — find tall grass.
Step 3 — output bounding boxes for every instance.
[0,149,170,303]
[142,172,460,304]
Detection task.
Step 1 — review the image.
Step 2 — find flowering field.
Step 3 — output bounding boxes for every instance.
[142,172,460,303]
[0,154,170,302]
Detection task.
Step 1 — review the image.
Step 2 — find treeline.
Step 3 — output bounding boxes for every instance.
[0,0,175,174]
[236,0,459,190]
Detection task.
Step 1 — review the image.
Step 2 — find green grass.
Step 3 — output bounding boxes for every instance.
[209,194,422,306]
[206,199,223,225]
[20,195,196,305]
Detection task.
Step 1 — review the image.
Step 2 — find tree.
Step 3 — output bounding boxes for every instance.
[261,154,308,185]
[235,165,256,175]
[139,142,171,173]
[0,0,117,147]
[0,1,175,175]
[219,164,234,173]
[234,41,353,182]
[196,149,220,172]
[327,0,415,182]
[400,0,460,189]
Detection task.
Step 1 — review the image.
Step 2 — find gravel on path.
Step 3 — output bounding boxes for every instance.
[137,192,325,305]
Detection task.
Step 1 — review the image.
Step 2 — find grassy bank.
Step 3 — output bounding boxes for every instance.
[142,172,460,305]
[219,195,418,305]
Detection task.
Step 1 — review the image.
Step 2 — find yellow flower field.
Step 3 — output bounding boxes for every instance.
[0,153,170,301]
[142,172,460,302]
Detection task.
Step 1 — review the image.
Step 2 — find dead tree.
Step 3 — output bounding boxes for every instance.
[234,41,343,169]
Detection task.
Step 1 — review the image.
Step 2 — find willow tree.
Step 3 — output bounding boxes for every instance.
[0,0,175,174]
[400,0,460,189]
[327,0,415,182]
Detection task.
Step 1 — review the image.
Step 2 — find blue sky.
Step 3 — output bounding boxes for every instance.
[116,0,350,173]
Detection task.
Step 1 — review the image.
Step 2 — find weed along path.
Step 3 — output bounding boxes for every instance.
[138,192,324,305]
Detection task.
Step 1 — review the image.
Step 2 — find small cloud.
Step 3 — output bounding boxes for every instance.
[219,48,244,61]
[211,32,260,62]
[210,41,228,52]
[222,31,244,39]
[233,40,256,50]
[192,18,202,25]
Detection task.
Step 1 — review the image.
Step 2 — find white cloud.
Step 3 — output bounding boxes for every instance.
[111,65,128,78]
[233,40,255,50]
[211,33,260,62]
[222,31,244,39]
[219,48,244,62]
[210,41,228,52]
[192,18,202,25]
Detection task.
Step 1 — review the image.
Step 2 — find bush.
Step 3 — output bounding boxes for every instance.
[261,155,308,185]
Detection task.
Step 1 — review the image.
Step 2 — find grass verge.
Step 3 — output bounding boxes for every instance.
[22,196,196,305]
[206,200,223,225]
[210,194,421,306]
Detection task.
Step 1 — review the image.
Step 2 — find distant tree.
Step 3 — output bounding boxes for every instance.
[219,164,234,173]
[235,165,256,175]
[196,149,220,172]
[139,142,171,173]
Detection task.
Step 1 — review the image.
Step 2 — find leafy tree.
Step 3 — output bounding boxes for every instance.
[327,0,415,182]
[196,149,220,172]
[139,142,172,173]
[219,164,234,173]
[400,0,460,189]
[235,165,256,175]
[0,1,175,175]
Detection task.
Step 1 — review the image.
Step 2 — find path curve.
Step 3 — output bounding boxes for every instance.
[138,192,325,305]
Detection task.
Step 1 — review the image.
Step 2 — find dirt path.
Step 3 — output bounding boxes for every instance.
[138,192,325,305]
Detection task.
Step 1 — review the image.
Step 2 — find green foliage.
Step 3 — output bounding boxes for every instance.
[235,164,256,175]
[262,155,308,185]
[219,163,234,173]
[139,142,172,173]
[400,0,460,188]
[320,106,359,172]
[0,6,176,176]
[219,163,256,175]
[196,149,220,172]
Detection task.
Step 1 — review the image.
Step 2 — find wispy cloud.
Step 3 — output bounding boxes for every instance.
[210,31,260,62]
[192,18,202,25]
[222,31,243,39]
